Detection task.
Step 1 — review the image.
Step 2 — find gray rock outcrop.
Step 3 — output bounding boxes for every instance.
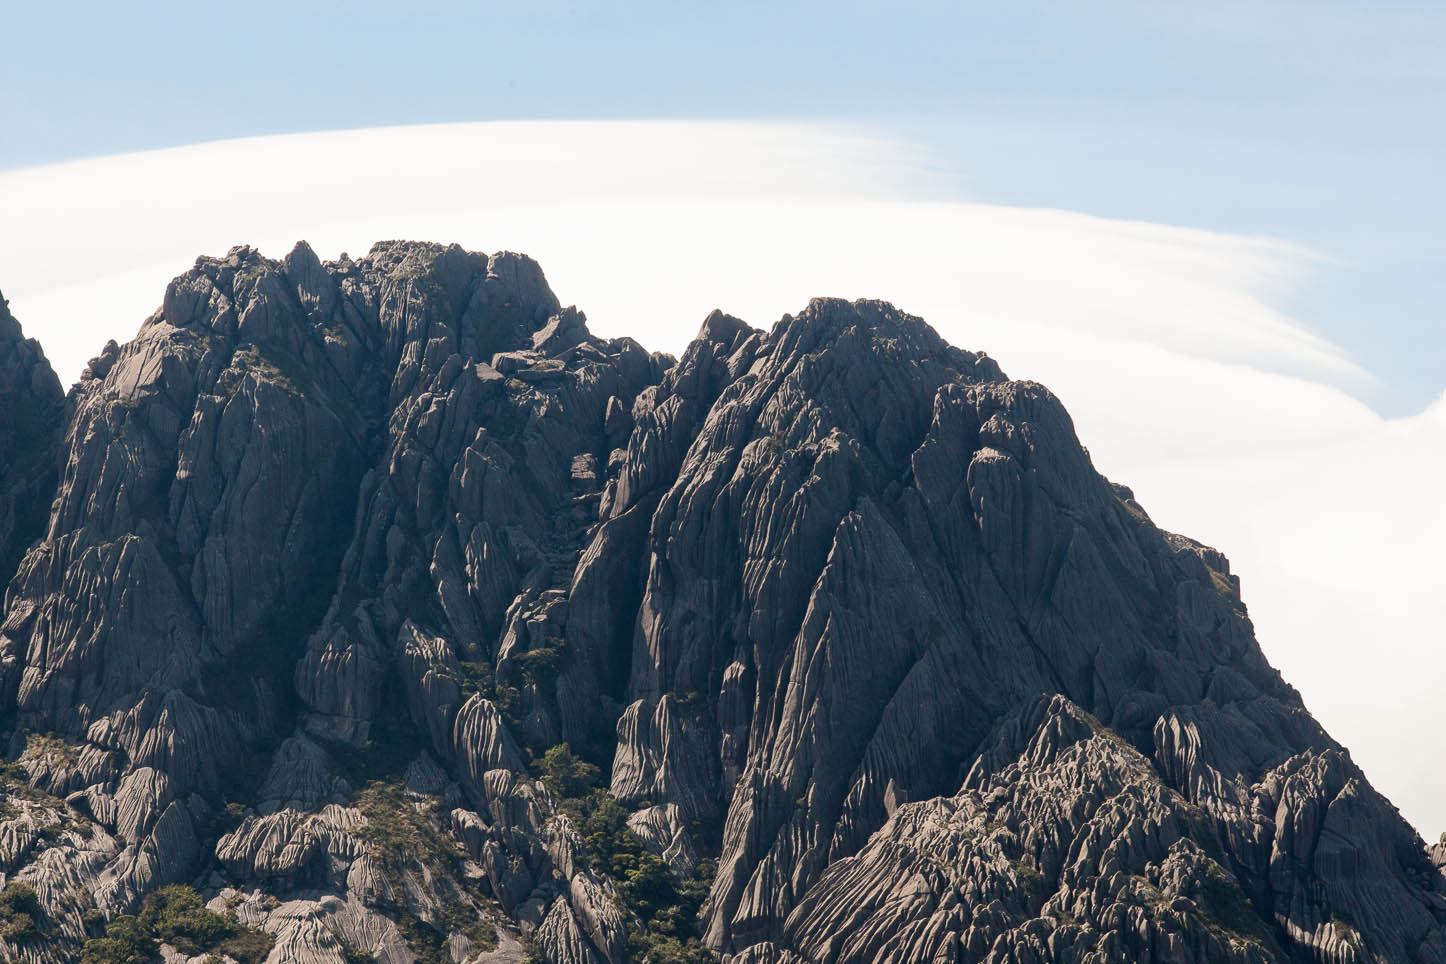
[0,290,64,604]
[0,243,1439,963]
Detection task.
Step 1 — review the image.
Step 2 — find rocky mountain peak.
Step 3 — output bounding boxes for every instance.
[0,292,64,593]
[0,289,62,414]
[0,245,1440,964]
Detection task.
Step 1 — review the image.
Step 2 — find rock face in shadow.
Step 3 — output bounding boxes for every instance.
[0,243,1440,964]
[0,292,65,600]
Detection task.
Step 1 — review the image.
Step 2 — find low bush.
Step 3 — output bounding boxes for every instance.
[80,885,273,964]
[141,885,233,951]
[79,915,155,964]
[0,881,44,941]
[538,747,719,963]
[533,743,602,800]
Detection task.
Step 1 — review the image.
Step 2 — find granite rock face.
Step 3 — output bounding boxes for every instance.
[0,291,65,600]
[0,243,1440,963]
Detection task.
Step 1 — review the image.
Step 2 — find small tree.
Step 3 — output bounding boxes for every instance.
[0,881,43,940]
[534,743,602,799]
[139,884,234,951]
[80,915,156,964]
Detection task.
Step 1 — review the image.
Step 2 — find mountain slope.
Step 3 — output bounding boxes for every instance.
[0,243,1440,964]
[0,291,64,599]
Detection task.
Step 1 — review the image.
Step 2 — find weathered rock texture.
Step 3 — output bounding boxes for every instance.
[0,291,65,602]
[0,243,1440,963]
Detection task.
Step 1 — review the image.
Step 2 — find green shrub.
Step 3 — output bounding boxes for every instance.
[440,899,498,952]
[533,743,602,800]
[2,911,36,940]
[351,780,495,964]
[526,746,720,962]
[0,881,41,915]
[514,646,562,685]
[81,886,273,964]
[629,933,718,964]
[140,884,234,951]
[623,852,678,920]
[80,915,156,964]
[577,790,645,877]
[1011,857,1044,895]
[214,925,277,964]
[494,684,525,724]
[0,882,44,941]
[353,780,459,881]
[338,936,378,963]
[562,788,719,959]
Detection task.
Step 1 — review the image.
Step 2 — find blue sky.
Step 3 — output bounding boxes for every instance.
[4,1,1441,413]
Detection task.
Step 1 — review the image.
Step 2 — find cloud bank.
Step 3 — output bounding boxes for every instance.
[1,121,1440,836]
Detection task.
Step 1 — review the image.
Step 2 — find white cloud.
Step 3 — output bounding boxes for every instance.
[1,121,1440,836]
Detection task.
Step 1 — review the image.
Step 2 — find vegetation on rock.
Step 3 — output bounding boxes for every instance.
[0,881,45,942]
[79,885,273,964]
[352,778,499,961]
[537,744,718,963]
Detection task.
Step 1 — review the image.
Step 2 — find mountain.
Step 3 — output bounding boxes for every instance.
[0,242,1441,964]
[0,291,65,595]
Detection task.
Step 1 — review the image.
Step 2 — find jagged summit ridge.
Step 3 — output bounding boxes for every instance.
[0,241,1440,964]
